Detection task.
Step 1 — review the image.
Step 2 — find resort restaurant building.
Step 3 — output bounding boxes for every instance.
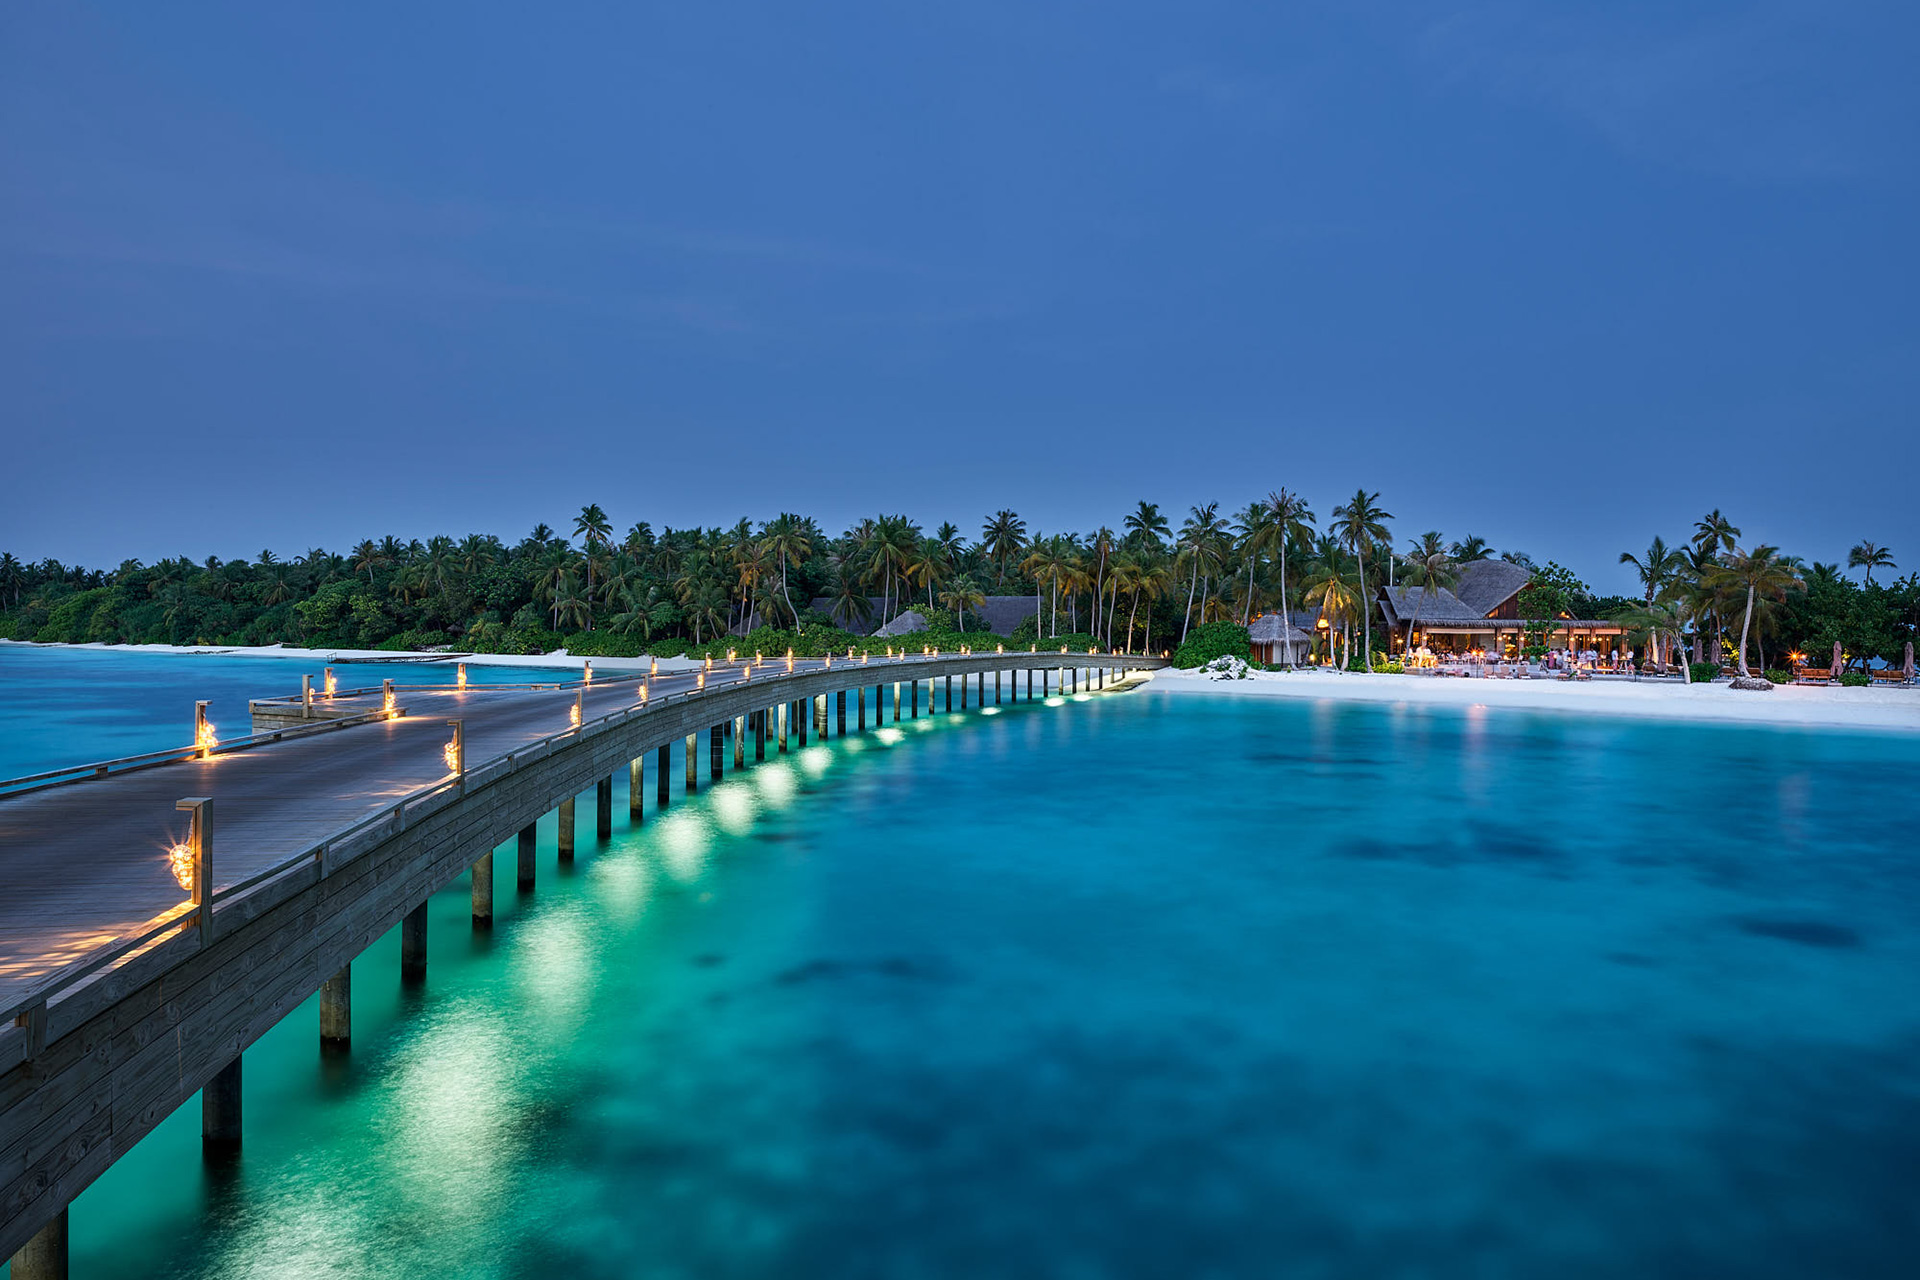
[1377,560,1627,659]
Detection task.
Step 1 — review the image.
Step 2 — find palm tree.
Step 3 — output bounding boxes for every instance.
[939,576,987,632]
[981,510,1028,589]
[1692,510,1741,560]
[1331,489,1394,668]
[1233,502,1275,625]
[1848,540,1895,586]
[1262,490,1315,667]
[1614,599,1694,682]
[1088,526,1116,638]
[760,513,814,626]
[909,540,952,614]
[1303,561,1362,670]
[1124,501,1170,554]
[1449,535,1492,563]
[1020,540,1062,636]
[1398,535,1457,654]
[1175,503,1229,643]
[0,552,25,608]
[1710,545,1804,676]
[351,539,387,584]
[573,504,614,624]
[534,544,574,629]
[1620,535,1686,606]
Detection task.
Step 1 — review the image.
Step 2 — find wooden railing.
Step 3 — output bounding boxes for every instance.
[2,651,1160,1045]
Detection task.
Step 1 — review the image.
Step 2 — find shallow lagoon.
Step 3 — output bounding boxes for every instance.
[4,649,1918,1278]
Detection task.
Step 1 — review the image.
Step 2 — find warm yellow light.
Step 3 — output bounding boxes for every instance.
[705,656,713,671]
[167,842,193,892]
[639,684,649,704]
[383,693,397,718]
[195,719,218,752]
[728,649,736,662]
[650,658,659,676]
[698,672,706,689]
[457,664,468,690]
[997,644,1003,654]
[443,738,460,772]
[569,701,581,726]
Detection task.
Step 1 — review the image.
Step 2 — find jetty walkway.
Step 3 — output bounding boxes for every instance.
[1,648,1164,1274]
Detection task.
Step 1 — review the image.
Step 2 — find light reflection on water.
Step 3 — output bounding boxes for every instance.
[20,670,1920,1279]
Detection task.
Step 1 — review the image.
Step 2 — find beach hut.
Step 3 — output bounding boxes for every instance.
[1248,613,1312,666]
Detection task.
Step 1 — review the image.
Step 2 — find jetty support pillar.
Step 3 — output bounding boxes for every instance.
[596,777,613,839]
[471,850,493,925]
[558,797,576,860]
[203,1054,242,1153]
[518,823,537,889]
[685,733,699,793]
[630,758,644,822]
[320,965,351,1048]
[657,744,671,805]
[8,1209,67,1280]
[401,903,428,980]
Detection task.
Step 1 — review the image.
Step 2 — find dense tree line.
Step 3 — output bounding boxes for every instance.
[2,499,1911,668]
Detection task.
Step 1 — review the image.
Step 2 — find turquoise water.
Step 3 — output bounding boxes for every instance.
[0,645,571,779]
[5,650,1920,1277]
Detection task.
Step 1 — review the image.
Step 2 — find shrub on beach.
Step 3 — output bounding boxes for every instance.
[1172,621,1251,670]
[1764,669,1792,685]
[1840,672,1870,688]
[1689,662,1722,683]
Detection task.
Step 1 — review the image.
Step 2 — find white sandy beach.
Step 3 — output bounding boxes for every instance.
[1146,668,1920,733]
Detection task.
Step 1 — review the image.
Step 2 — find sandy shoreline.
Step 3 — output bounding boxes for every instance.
[1146,668,1920,733]
[0,639,705,673]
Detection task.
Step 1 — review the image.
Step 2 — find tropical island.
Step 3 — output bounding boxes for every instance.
[4,497,1912,682]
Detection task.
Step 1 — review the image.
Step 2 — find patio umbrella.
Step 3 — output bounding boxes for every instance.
[1832,640,1843,679]
[1905,640,1914,680]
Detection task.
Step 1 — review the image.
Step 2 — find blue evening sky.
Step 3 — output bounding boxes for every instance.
[3,2,1915,592]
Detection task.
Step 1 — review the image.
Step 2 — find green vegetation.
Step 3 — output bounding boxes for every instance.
[2,505,1911,680]
[1611,518,1916,677]
[1171,621,1251,669]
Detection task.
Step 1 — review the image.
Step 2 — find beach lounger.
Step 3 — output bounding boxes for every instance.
[1794,668,1832,686]
[1869,669,1909,686]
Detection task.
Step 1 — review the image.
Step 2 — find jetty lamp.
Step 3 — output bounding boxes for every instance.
[194,701,216,757]
[324,666,337,697]
[698,671,706,690]
[787,650,795,672]
[383,679,397,719]
[650,657,659,677]
[171,797,213,938]
[570,690,583,727]
[443,719,465,783]
[457,662,468,690]
[584,661,594,685]
[638,681,649,705]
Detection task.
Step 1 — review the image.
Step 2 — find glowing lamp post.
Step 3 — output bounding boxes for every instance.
[650,657,659,677]
[570,690,583,728]
[194,701,215,758]
[324,666,337,698]
[383,679,397,719]
[443,719,465,784]
[584,661,593,685]
[457,662,468,691]
[172,797,213,939]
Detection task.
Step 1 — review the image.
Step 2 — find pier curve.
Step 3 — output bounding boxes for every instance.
[0,649,1163,1264]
